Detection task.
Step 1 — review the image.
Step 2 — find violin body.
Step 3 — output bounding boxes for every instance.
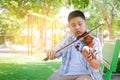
[82,34,94,48]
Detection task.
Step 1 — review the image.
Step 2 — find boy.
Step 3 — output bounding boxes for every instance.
[47,10,103,80]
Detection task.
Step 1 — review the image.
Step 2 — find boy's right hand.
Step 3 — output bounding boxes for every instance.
[46,50,56,60]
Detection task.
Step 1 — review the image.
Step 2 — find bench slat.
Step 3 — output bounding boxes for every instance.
[102,42,115,69]
[103,40,120,80]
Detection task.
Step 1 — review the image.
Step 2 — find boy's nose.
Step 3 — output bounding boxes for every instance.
[76,25,80,29]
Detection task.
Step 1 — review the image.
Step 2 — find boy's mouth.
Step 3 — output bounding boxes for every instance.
[76,31,81,34]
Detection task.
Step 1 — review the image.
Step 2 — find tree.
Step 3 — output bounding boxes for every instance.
[88,0,120,40]
[0,0,89,18]
[0,12,26,46]
[0,0,89,34]
[0,0,89,46]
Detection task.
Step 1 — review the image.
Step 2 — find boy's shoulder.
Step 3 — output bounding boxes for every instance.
[64,35,75,41]
[91,35,101,45]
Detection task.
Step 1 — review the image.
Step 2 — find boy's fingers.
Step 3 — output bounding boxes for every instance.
[49,51,52,59]
[93,55,97,59]
[46,50,52,59]
[88,53,92,58]
[50,51,54,59]
[89,48,93,54]
[47,50,56,60]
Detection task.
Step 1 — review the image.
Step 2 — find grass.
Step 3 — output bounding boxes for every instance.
[0,53,61,80]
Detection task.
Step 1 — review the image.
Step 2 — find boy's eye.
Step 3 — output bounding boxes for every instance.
[71,24,76,27]
[78,23,82,25]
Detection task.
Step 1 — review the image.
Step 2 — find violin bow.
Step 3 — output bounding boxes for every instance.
[42,23,104,61]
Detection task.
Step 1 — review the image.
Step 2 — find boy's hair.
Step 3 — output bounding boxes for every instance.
[68,10,86,22]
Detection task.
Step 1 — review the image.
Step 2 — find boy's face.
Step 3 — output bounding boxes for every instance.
[68,17,88,37]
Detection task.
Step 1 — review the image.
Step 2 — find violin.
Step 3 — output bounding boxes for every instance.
[42,24,104,61]
[77,31,94,48]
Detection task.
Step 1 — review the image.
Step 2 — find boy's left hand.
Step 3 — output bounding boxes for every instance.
[81,46,97,61]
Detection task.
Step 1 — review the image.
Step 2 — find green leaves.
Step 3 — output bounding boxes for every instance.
[71,0,89,9]
[0,13,25,35]
[87,0,120,39]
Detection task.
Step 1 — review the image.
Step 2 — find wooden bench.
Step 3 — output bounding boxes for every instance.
[102,39,120,80]
[48,40,120,80]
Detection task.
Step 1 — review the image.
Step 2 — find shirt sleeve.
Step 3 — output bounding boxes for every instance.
[54,35,72,58]
[93,37,103,63]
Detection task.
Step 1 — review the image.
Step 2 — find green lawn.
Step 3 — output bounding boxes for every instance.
[0,53,61,80]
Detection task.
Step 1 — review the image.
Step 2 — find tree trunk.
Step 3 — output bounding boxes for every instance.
[4,35,7,47]
[105,11,114,40]
[108,23,113,40]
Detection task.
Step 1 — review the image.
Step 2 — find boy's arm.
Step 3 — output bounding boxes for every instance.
[82,38,103,69]
[47,35,72,60]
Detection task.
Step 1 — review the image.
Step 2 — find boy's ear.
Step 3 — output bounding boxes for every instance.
[85,21,88,27]
[67,24,70,28]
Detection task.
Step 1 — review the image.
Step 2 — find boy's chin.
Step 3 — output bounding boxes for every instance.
[74,31,86,36]
[74,34,82,37]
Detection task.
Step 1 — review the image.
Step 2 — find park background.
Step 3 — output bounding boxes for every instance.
[0,0,120,80]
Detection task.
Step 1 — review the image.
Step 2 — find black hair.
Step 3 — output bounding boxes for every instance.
[68,10,86,22]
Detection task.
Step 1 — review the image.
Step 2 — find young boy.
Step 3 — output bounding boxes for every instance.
[47,10,103,80]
